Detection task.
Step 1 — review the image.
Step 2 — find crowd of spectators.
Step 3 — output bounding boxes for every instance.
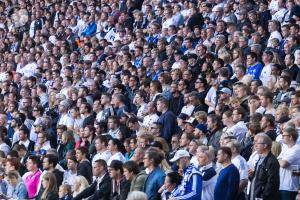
[0,0,299,199]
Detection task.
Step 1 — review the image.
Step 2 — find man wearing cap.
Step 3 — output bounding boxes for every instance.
[57,99,74,130]
[218,87,232,106]
[169,149,202,200]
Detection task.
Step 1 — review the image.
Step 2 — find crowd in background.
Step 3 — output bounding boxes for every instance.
[0,0,299,199]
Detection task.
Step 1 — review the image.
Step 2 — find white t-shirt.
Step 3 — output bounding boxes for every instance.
[0,143,10,156]
[162,17,176,29]
[259,63,272,86]
[232,155,248,180]
[278,144,300,191]
[205,87,217,113]
[107,152,126,166]
[267,31,282,47]
[58,113,75,128]
[180,105,195,116]
[92,150,112,165]
[20,62,38,77]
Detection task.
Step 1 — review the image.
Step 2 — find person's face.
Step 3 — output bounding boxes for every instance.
[93,162,102,176]
[7,176,18,186]
[37,133,46,144]
[5,162,14,173]
[26,159,36,171]
[216,150,227,164]
[254,136,266,154]
[171,136,179,150]
[67,159,77,170]
[179,133,189,147]
[42,157,51,170]
[260,96,268,107]
[42,178,49,188]
[75,150,84,162]
[260,116,268,130]
[123,168,134,180]
[206,117,215,131]
[197,150,208,167]
[143,154,151,168]
[108,167,118,178]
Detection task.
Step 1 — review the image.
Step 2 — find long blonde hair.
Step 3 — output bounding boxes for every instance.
[41,172,58,200]
[73,176,89,197]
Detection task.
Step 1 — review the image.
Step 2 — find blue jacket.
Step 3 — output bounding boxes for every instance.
[214,164,240,200]
[7,181,28,199]
[144,167,165,200]
[246,62,263,80]
[171,164,202,200]
[157,110,178,142]
[81,22,97,37]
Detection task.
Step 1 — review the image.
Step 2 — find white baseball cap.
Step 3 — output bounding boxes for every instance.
[170,149,190,162]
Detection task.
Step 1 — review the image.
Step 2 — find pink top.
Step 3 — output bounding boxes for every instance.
[23,170,42,198]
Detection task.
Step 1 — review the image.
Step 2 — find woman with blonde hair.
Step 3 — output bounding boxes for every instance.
[48,90,58,109]
[41,172,59,200]
[73,175,89,198]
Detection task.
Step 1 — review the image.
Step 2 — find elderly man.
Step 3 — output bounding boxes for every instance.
[248,133,280,200]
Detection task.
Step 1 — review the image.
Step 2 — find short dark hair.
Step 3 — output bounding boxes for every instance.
[123,160,140,175]
[109,160,123,173]
[167,171,182,185]
[77,146,89,157]
[44,154,58,168]
[219,146,232,159]
[94,159,107,169]
[28,155,40,166]
[263,114,275,127]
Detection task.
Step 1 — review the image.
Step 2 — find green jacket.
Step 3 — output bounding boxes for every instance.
[130,170,147,192]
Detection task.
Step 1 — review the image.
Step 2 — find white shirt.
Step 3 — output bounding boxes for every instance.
[20,62,38,77]
[107,152,126,166]
[231,121,248,143]
[260,63,272,86]
[92,150,112,165]
[63,170,77,187]
[232,155,248,180]
[267,31,282,47]
[137,103,147,119]
[180,105,195,116]
[162,17,176,29]
[205,87,217,113]
[0,143,10,155]
[199,163,217,200]
[58,113,75,128]
[142,113,159,128]
[272,8,288,22]
[278,144,300,191]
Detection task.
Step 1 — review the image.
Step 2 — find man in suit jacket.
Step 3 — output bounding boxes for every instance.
[12,125,35,152]
[73,159,111,200]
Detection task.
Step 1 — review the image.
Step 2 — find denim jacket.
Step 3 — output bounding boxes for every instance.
[144,167,165,200]
[7,180,28,199]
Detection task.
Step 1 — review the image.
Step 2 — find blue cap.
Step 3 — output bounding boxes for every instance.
[195,124,207,134]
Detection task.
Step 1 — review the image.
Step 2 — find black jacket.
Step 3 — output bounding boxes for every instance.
[110,177,131,200]
[73,173,112,200]
[13,140,35,152]
[250,151,280,200]
[77,160,93,184]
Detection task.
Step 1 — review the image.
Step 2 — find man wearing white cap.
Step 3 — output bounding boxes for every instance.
[169,149,202,200]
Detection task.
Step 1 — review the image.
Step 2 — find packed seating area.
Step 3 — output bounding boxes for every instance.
[0,0,299,199]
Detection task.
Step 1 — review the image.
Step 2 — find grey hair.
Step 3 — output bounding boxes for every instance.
[126,191,148,200]
[227,139,242,154]
[255,133,273,149]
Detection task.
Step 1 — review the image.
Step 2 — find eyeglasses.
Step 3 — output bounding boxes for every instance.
[255,142,266,145]
[143,157,149,160]
[282,134,290,137]
[33,109,38,112]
